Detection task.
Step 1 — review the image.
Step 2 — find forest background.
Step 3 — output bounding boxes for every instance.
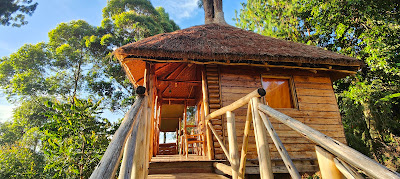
[0,0,399,178]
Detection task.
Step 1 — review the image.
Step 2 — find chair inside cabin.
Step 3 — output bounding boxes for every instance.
[178,103,205,158]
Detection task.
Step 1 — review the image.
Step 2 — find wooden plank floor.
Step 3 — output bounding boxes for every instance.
[148,173,228,178]
[151,154,210,162]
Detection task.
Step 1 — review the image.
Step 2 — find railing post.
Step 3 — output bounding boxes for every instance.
[258,111,301,179]
[239,103,252,179]
[226,111,239,179]
[250,97,273,179]
[316,145,345,179]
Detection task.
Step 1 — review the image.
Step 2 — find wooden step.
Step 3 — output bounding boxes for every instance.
[148,173,228,178]
[149,161,214,174]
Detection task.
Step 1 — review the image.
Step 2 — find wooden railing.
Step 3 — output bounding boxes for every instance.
[205,88,400,179]
[90,87,400,179]
[90,87,152,179]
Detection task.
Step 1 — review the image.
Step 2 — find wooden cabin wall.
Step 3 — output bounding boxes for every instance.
[218,65,346,160]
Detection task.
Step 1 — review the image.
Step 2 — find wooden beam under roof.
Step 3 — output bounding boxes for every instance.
[157,79,201,84]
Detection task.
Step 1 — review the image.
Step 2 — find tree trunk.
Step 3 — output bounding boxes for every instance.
[213,0,226,24]
[203,0,214,24]
[72,61,82,104]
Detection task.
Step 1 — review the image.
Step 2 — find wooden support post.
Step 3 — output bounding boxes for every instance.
[89,96,144,179]
[207,121,232,163]
[118,108,142,179]
[202,67,214,160]
[239,103,252,179]
[315,145,345,179]
[258,111,301,179]
[227,111,239,179]
[250,97,273,179]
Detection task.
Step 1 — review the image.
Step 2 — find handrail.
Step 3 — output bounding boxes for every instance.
[205,88,280,179]
[258,103,400,179]
[90,95,144,179]
[205,88,266,121]
[90,87,149,179]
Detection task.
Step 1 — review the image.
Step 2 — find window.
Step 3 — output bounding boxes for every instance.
[261,77,295,108]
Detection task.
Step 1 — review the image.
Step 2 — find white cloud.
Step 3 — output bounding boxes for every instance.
[152,0,201,22]
[0,105,14,123]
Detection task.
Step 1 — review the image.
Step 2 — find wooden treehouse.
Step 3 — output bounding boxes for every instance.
[90,1,400,179]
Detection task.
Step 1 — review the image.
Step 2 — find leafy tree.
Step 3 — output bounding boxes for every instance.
[41,98,112,178]
[0,43,51,100]
[0,0,38,27]
[0,142,45,178]
[86,0,179,111]
[236,0,400,171]
[0,0,180,177]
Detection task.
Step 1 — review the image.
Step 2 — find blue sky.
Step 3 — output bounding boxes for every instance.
[0,0,246,122]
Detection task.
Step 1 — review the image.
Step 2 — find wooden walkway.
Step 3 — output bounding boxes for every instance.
[148,173,228,178]
[148,154,227,177]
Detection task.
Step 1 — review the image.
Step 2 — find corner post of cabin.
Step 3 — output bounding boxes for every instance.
[250,97,273,179]
[145,62,155,177]
[202,66,214,160]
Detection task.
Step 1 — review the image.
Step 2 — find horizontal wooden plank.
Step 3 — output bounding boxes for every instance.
[297,96,337,105]
[207,76,219,81]
[221,86,258,94]
[209,93,220,98]
[295,82,333,90]
[209,89,220,93]
[208,80,219,84]
[296,88,335,97]
[293,76,331,84]
[208,84,219,89]
[228,106,341,118]
[210,104,221,108]
[221,79,261,88]
[298,102,339,112]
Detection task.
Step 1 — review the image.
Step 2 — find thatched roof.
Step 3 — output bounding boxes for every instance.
[114,23,362,67]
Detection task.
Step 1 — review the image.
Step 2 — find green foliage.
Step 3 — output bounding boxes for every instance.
[0,43,51,99]
[237,0,400,171]
[41,98,112,178]
[0,0,38,27]
[0,0,180,177]
[0,142,45,178]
